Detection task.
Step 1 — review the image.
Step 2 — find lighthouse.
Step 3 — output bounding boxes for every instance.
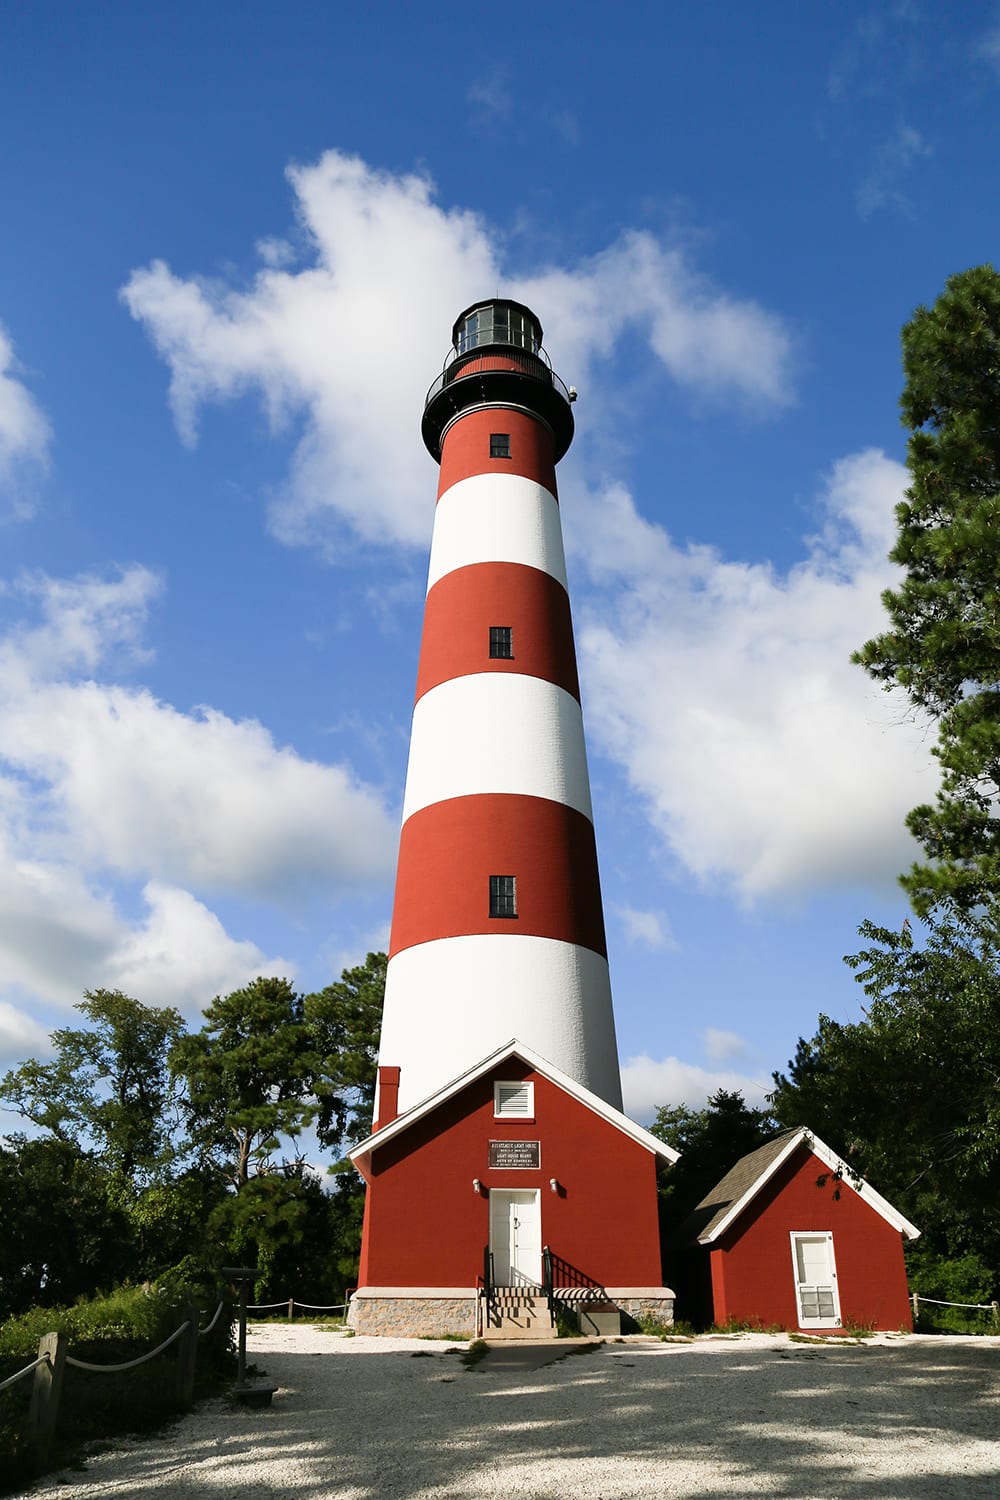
[349,301,676,1338]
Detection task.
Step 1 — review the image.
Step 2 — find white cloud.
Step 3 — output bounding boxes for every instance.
[0,853,284,1029]
[0,325,50,520]
[621,1052,769,1122]
[703,1027,754,1063]
[615,904,676,951]
[0,1001,53,1065]
[521,234,794,412]
[0,566,397,1043]
[575,448,936,900]
[121,150,795,557]
[105,882,291,1016]
[856,122,930,221]
[467,69,512,124]
[0,568,397,901]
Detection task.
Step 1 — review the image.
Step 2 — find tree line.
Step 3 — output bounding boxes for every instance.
[0,957,385,1319]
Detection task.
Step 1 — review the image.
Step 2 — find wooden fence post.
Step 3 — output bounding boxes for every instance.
[176,1305,199,1408]
[28,1331,67,1475]
[912,1292,919,1326]
[288,1298,294,1322]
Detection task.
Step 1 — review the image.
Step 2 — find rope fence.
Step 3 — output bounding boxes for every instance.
[66,1320,191,1374]
[247,1297,349,1317]
[915,1296,996,1309]
[2,1283,345,1484]
[199,1300,226,1335]
[1,1297,231,1480]
[0,1354,50,1394]
[912,1292,1000,1326]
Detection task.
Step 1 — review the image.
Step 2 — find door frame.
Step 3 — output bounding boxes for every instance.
[489,1188,542,1286]
[789,1230,841,1328]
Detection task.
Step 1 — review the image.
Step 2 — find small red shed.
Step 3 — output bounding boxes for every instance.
[348,1039,677,1337]
[680,1129,919,1333]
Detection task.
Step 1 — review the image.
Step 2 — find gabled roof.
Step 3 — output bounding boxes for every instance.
[349,1038,679,1171]
[678,1128,920,1246]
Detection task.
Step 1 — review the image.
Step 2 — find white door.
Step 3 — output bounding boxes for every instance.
[791,1232,841,1328]
[490,1190,541,1286]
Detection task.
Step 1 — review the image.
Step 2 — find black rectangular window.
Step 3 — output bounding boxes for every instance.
[489,625,513,659]
[489,874,517,919]
[490,432,511,459]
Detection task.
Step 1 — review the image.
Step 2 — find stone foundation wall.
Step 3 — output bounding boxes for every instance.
[615,1296,675,1332]
[348,1295,477,1339]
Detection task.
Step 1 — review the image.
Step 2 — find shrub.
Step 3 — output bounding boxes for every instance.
[0,1271,233,1494]
[911,1251,997,1334]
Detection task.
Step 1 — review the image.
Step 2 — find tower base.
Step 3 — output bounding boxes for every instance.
[347,1288,478,1339]
[345,1286,675,1339]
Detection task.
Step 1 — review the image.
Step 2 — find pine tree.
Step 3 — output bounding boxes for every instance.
[855,264,1000,916]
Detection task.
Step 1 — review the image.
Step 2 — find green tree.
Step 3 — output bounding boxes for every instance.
[854,264,1000,918]
[170,976,319,1189]
[0,989,185,1190]
[207,1162,353,1300]
[650,1089,779,1226]
[771,916,1000,1282]
[305,951,385,1156]
[0,1136,131,1316]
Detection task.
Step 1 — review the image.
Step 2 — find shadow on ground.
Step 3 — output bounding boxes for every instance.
[26,1334,1000,1499]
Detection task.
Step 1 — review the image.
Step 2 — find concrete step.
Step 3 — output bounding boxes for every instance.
[483,1290,554,1340]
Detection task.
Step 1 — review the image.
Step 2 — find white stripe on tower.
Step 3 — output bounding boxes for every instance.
[377,311,623,1115]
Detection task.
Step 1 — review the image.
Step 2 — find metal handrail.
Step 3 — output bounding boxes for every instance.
[481,1245,497,1330]
[542,1245,557,1327]
[424,348,571,412]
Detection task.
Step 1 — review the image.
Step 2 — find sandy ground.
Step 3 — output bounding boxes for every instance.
[21,1323,1000,1499]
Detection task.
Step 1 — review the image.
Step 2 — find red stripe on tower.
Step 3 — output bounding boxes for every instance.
[376,299,623,1115]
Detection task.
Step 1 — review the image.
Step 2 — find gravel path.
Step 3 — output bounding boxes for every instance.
[21,1324,1000,1498]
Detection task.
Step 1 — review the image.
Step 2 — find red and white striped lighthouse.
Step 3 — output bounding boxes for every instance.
[350,303,675,1339]
[376,300,622,1117]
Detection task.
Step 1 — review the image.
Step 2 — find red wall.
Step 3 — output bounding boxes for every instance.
[438,408,557,497]
[358,1062,662,1289]
[710,1146,912,1332]
[416,563,580,704]
[388,795,607,959]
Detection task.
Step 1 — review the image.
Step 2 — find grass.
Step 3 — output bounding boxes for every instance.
[459,1340,489,1369]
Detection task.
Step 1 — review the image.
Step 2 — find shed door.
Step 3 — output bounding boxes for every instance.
[791,1232,841,1328]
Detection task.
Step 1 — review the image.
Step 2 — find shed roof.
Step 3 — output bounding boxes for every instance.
[677,1128,920,1246]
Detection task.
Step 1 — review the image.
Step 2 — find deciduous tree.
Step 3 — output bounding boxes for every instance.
[0,989,184,1190]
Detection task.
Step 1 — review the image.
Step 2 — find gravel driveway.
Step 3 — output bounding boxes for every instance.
[22,1324,1000,1498]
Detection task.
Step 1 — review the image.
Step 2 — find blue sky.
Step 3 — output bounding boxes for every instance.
[0,2,996,1126]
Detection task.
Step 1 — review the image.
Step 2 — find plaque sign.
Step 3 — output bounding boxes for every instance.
[489,1139,541,1170]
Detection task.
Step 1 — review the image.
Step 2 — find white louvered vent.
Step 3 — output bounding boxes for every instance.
[495,1081,534,1117]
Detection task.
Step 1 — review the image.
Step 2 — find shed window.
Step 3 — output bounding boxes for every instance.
[489,874,517,918]
[489,626,513,659]
[490,433,511,459]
